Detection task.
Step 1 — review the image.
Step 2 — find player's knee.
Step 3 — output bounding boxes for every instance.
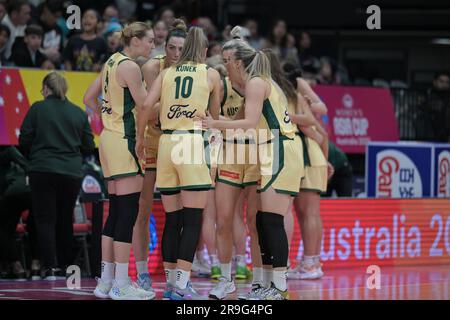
[113,192,140,243]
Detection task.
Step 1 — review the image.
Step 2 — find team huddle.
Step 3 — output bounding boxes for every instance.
[84,19,332,301]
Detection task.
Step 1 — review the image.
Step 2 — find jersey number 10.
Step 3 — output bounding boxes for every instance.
[174,76,193,99]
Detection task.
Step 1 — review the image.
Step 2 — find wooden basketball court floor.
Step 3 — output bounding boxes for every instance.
[0,264,449,300]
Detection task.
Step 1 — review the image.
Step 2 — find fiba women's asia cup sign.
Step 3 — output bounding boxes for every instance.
[314,85,399,154]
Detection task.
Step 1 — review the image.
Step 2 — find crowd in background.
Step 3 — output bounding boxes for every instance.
[0,0,348,85]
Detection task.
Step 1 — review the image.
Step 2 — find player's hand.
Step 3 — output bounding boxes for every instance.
[135,137,145,162]
[327,162,335,180]
[196,111,216,129]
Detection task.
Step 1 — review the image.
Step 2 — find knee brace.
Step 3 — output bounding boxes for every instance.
[261,212,288,268]
[177,207,203,263]
[256,211,273,266]
[103,194,118,238]
[113,192,140,243]
[161,209,183,263]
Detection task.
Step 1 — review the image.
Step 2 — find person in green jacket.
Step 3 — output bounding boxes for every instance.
[19,71,95,280]
[0,146,32,280]
[325,141,353,197]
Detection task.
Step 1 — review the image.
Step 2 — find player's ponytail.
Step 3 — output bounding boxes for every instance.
[176,26,209,65]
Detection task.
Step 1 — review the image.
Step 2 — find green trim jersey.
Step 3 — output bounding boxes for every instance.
[257,81,297,143]
[220,77,244,119]
[160,62,210,131]
[101,52,143,138]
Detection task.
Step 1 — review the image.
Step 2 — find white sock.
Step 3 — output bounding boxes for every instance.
[210,254,219,267]
[262,268,272,288]
[136,260,148,276]
[273,269,287,292]
[115,262,129,286]
[236,255,246,267]
[313,255,321,265]
[175,269,190,289]
[252,267,263,286]
[221,263,232,281]
[165,268,176,285]
[303,255,315,266]
[101,261,114,282]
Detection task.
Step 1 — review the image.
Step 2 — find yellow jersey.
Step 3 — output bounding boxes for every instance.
[145,55,167,138]
[159,62,210,131]
[257,80,297,143]
[101,52,144,139]
[221,77,244,119]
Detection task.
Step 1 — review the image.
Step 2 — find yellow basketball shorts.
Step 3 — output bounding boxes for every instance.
[156,132,212,191]
[258,135,304,196]
[144,133,160,171]
[217,140,260,188]
[99,130,144,181]
[300,166,328,193]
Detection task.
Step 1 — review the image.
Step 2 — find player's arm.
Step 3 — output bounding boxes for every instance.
[297,78,327,115]
[118,61,148,107]
[141,59,160,92]
[136,71,164,159]
[207,68,221,120]
[83,73,102,116]
[289,93,318,127]
[201,77,266,130]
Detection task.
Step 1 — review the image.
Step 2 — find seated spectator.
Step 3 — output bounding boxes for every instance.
[432,71,450,92]
[100,4,119,36]
[207,41,222,57]
[263,19,299,67]
[12,24,47,68]
[41,58,56,70]
[156,6,175,26]
[149,20,168,58]
[0,146,30,280]
[38,0,64,65]
[325,141,353,197]
[0,23,10,66]
[196,17,219,41]
[104,23,122,59]
[297,31,320,71]
[317,57,340,85]
[0,0,6,22]
[19,72,95,280]
[63,9,107,72]
[244,18,264,50]
[427,71,450,142]
[1,0,31,60]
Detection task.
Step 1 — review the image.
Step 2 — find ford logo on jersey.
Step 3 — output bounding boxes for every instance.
[376,150,423,198]
[167,104,197,119]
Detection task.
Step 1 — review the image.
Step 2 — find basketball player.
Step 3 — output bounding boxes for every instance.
[84,22,156,300]
[264,49,329,281]
[132,19,187,293]
[136,27,221,300]
[289,72,331,280]
[208,28,262,300]
[201,28,304,300]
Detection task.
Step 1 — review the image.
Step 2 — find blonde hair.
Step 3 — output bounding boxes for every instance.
[42,71,68,100]
[223,26,271,81]
[120,21,151,47]
[176,27,209,66]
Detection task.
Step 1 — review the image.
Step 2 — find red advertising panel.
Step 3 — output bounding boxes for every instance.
[314,85,399,153]
[127,199,450,277]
